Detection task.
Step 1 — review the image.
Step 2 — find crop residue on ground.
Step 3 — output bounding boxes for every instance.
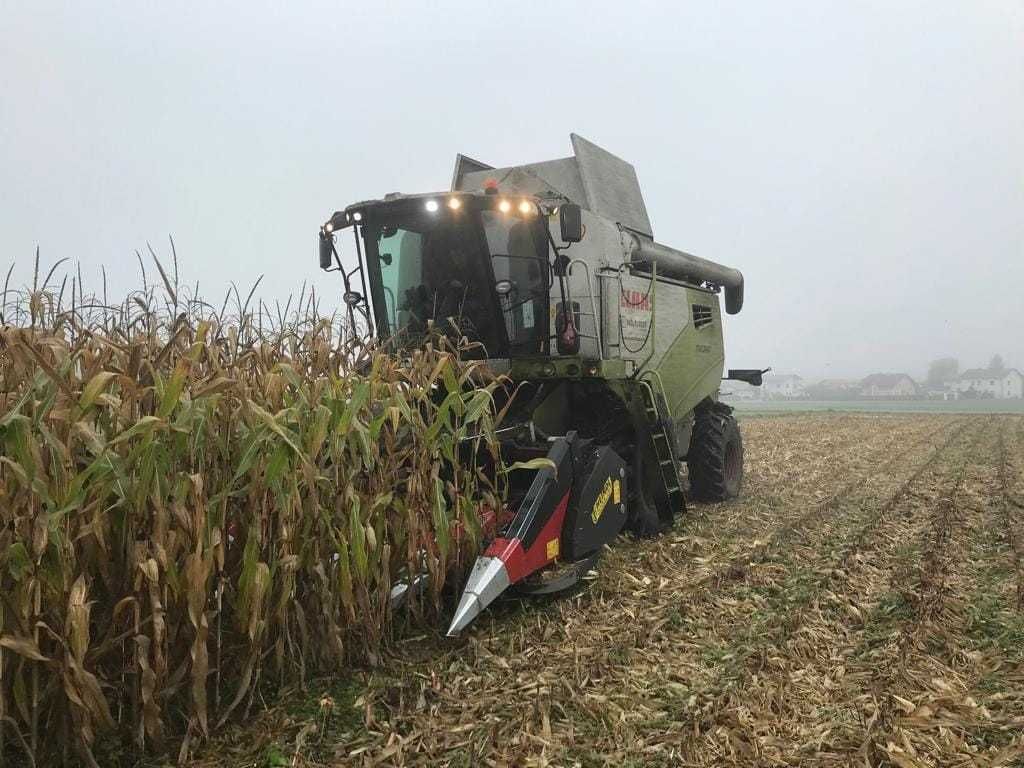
[196,413,1024,767]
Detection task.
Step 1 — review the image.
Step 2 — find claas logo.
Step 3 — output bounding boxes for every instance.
[619,290,650,310]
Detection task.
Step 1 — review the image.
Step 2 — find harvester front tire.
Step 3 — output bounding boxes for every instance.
[687,404,743,501]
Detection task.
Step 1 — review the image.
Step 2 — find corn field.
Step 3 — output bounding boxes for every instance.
[0,252,506,766]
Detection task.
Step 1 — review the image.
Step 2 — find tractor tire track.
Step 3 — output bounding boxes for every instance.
[656,417,962,601]
[703,418,961,592]
[540,418,973,764]
[997,419,1024,611]
[476,419,967,763]
[729,421,983,768]
[938,416,1024,765]
[677,416,947,553]
[575,417,955,641]
[831,419,1010,767]
[702,415,937,516]
[858,418,1024,766]
[780,418,1024,768]
[672,418,981,766]
[859,424,982,766]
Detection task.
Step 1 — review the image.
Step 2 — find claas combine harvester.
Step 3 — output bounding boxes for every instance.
[318,135,764,635]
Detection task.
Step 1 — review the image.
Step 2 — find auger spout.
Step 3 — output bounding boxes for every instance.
[624,234,745,314]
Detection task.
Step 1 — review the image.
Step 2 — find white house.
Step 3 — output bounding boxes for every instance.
[761,374,805,399]
[955,369,1024,399]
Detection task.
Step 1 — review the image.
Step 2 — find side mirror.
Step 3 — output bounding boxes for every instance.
[559,203,583,243]
[319,232,334,270]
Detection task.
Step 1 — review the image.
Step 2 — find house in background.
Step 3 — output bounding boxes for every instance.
[954,369,1024,399]
[762,374,805,399]
[860,373,919,399]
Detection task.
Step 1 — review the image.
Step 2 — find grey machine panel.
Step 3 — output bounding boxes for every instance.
[451,134,654,240]
[570,134,652,238]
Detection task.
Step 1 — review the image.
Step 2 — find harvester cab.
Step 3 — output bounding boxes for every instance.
[320,188,553,359]
[319,134,761,634]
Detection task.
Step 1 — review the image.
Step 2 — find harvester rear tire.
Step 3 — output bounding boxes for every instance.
[687,403,743,501]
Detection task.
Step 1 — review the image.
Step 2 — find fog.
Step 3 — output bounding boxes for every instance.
[2,0,1021,380]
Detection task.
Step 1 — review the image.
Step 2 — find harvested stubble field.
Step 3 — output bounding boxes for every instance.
[195,412,1024,768]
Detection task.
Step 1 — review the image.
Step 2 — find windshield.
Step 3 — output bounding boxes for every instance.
[364,201,548,357]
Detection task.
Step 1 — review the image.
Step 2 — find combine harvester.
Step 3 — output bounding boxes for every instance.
[318,135,763,634]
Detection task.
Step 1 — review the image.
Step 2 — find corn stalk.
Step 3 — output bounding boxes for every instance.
[0,258,505,765]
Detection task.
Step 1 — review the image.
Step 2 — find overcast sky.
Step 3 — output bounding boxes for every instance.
[2,1,1021,379]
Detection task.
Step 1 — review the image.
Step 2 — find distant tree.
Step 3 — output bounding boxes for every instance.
[988,354,1005,372]
[926,357,959,387]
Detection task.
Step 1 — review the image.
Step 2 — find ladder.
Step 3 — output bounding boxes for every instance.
[638,372,685,515]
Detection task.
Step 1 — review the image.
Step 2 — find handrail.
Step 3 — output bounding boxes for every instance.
[566,258,603,359]
[640,369,671,419]
[596,269,625,359]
